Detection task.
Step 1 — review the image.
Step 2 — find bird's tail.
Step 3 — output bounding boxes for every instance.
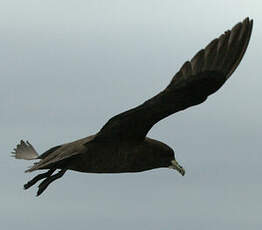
[11,140,39,160]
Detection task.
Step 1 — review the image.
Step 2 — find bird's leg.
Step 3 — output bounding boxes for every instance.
[37,169,67,196]
[24,168,56,190]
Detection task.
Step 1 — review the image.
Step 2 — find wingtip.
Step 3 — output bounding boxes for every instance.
[242,17,253,31]
[243,17,253,22]
[223,17,253,79]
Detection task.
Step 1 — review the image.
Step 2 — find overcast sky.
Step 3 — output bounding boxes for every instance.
[1,1,261,229]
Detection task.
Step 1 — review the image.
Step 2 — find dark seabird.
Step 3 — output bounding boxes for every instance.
[12,18,253,196]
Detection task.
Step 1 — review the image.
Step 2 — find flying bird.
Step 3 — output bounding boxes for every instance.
[12,18,253,196]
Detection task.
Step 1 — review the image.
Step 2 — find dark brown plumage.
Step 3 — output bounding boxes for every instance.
[12,18,253,196]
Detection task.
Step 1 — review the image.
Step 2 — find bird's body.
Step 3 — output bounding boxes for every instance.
[12,18,253,196]
[28,135,175,174]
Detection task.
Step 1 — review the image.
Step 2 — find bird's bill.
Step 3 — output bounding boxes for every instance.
[168,159,185,176]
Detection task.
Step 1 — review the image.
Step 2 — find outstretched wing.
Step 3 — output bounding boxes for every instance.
[95,18,253,141]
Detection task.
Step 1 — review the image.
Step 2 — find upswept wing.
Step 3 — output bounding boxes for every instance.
[95,18,253,141]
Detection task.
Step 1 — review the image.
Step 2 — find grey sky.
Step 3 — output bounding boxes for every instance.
[1,1,261,229]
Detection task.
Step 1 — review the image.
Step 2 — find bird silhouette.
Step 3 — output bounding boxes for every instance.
[12,18,253,196]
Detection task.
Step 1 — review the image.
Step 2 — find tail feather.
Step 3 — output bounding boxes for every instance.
[11,140,39,160]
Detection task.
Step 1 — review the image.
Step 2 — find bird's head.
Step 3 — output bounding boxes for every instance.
[160,149,185,176]
[147,138,185,176]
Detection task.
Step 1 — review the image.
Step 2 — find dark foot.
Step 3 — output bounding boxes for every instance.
[37,169,67,196]
[24,169,55,190]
